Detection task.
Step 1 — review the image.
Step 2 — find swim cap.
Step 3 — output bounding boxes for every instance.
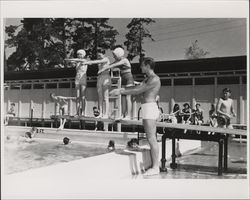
[63,137,70,145]
[113,47,124,59]
[77,49,86,57]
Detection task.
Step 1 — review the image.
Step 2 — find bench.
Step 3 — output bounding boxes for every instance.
[159,123,247,176]
[8,117,54,127]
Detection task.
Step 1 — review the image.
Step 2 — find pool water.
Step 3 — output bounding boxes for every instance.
[4,138,110,175]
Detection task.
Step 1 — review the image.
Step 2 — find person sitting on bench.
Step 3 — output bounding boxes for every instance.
[5,103,16,125]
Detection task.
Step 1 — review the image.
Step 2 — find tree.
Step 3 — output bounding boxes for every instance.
[124,18,155,63]
[5,18,119,71]
[185,40,210,59]
[71,18,118,59]
[5,18,65,70]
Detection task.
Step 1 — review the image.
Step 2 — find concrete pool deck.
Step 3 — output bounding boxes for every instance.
[2,126,248,199]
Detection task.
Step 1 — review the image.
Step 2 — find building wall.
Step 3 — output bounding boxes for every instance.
[4,83,247,124]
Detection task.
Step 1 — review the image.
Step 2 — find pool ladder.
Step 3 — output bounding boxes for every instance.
[109,68,122,132]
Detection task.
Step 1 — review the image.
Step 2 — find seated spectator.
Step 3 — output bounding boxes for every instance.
[181,103,192,124]
[156,95,164,121]
[5,103,16,125]
[193,103,204,125]
[171,103,182,123]
[93,106,104,131]
[209,103,217,127]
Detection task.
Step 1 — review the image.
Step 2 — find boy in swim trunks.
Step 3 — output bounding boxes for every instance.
[98,47,134,120]
[110,57,161,176]
[81,49,111,118]
[216,88,236,129]
[66,49,88,116]
[50,93,76,130]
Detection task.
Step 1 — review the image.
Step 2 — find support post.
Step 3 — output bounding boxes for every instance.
[218,138,224,176]
[160,133,168,172]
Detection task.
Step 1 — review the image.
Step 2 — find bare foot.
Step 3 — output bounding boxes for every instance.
[143,167,160,176]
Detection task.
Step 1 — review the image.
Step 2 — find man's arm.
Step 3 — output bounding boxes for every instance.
[111,76,159,96]
[230,100,236,117]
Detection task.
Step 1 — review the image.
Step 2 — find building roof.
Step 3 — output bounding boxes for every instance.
[4,55,246,81]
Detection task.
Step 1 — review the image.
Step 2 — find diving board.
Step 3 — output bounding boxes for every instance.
[54,115,247,136]
[54,115,247,176]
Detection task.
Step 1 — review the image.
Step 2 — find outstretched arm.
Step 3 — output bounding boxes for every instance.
[65,58,86,62]
[98,59,127,73]
[230,102,236,117]
[110,76,159,96]
[83,58,108,66]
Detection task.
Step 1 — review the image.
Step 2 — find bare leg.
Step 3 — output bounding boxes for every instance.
[80,85,86,116]
[125,94,132,119]
[98,87,103,117]
[143,119,160,175]
[76,85,81,115]
[103,87,109,118]
[59,107,68,130]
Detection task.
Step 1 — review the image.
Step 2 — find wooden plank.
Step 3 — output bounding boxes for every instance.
[56,115,247,136]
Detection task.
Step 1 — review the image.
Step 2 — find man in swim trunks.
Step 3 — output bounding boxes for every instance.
[82,48,111,119]
[50,93,76,130]
[110,57,161,176]
[216,88,236,129]
[98,47,134,120]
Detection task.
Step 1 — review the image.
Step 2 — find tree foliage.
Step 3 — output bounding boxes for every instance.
[124,18,155,62]
[185,40,210,59]
[5,18,118,71]
[71,18,118,59]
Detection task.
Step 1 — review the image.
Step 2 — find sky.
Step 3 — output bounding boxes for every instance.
[4,18,247,62]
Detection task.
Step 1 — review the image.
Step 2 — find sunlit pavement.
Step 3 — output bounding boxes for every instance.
[136,139,247,179]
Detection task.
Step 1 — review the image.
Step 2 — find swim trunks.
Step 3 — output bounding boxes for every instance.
[141,102,160,120]
[217,115,231,127]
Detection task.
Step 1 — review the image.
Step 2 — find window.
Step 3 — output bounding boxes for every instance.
[33,84,45,89]
[10,84,21,90]
[174,78,192,86]
[59,82,70,88]
[22,84,32,89]
[195,78,214,85]
[160,79,171,86]
[46,83,57,89]
[218,77,239,85]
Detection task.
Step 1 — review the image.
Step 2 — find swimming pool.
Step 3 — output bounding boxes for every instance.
[3,126,130,175]
[4,137,111,175]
